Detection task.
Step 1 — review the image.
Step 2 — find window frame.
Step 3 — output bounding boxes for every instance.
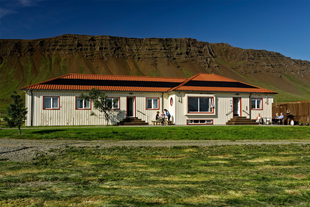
[251,98,263,110]
[146,97,160,110]
[106,97,120,110]
[75,96,92,110]
[43,96,60,110]
[186,119,213,125]
[187,96,214,114]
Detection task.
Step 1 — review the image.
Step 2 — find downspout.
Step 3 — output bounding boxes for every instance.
[249,93,252,119]
[30,90,33,126]
[162,92,164,112]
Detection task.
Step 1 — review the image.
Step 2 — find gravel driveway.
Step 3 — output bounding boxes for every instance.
[1,139,310,162]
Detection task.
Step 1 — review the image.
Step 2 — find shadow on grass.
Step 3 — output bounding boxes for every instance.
[32,130,65,135]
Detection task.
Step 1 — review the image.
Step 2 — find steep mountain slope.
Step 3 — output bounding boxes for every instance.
[1,34,310,113]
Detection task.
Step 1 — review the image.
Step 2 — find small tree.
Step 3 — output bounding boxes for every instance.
[4,91,28,135]
[80,88,118,126]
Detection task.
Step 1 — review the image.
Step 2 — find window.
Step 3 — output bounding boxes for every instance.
[251,98,263,110]
[43,96,59,109]
[107,97,120,110]
[170,97,173,106]
[76,97,91,109]
[146,98,159,110]
[187,119,213,125]
[188,97,214,113]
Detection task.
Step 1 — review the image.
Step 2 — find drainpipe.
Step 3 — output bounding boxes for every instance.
[162,92,164,112]
[30,90,33,126]
[249,93,252,119]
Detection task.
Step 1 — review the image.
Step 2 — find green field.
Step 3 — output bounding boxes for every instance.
[1,144,310,206]
[2,126,310,206]
[1,125,310,140]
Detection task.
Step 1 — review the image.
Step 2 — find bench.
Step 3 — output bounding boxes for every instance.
[151,119,169,125]
[151,120,162,125]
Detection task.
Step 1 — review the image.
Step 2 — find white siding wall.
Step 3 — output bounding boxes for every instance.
[26,91,166,126]
[25,91,32,126]
[25,91,274,126]
[167,94,176,123]
[167,92,274,125]
[250,94,274,119]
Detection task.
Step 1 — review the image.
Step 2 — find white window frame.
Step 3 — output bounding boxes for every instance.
[146,97,159,110]
[187,96,214,113]
[76,97,91,110]
[251,98,263,110]
[43,96,59,110]
[107,97,120,110]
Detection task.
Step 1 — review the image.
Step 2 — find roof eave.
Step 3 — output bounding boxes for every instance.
[173,90,277,94]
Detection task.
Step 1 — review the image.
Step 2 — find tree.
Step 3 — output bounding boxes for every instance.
[4,91,28,135]
[80,88,118,126]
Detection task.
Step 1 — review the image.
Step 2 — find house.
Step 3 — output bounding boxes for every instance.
[22,73,276,126]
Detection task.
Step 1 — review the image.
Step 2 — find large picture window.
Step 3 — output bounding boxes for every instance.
[251,98,262,110]
[188,97,214,113]
[146,98,159,110]
[107,97,120,110]
[43,96,59,109]
[76,97,91,109]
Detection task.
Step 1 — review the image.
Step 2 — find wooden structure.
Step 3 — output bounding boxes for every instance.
[272,101,310,124]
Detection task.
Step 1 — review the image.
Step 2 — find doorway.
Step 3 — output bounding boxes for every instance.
[126,97,135,117]
[233,97,241,117]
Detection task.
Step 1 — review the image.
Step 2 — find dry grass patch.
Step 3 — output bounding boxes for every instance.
[0,168,42,176]
[182,194,220,203]
[120,163,147,167]
[209,160,229,163]
[247,156,296,163]
[183,148,198,152]
[153,155,189,160]
[208,155,233,159]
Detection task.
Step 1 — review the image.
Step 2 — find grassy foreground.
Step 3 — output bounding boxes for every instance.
[1,145,310,206]
[1,125,310,140]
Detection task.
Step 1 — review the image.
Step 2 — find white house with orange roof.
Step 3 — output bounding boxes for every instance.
[22,73,276,126]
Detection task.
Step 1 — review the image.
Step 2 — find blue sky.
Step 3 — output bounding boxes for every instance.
[0,0,309,61]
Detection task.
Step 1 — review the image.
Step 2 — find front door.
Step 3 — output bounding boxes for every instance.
[233,97,241,116]
[127,97,135,117]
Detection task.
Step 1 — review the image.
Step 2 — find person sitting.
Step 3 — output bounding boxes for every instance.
[164,109,171,121]
[272,113,279,124]
[277,113,284,125]
[161,111,165,117]
[156,111,164,125]
[256,113,263,124]
[156,111,160,120]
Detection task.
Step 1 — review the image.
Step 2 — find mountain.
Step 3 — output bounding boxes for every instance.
[1,34,310,113]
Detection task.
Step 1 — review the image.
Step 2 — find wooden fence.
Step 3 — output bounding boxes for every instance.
[272,101,310,124]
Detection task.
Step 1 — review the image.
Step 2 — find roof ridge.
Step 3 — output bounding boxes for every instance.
[208,73,238,82]
[167,73,202,92]
[64,73,187,80]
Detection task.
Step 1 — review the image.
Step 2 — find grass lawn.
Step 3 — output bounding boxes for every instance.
[1,145,310,206]
[1,125,310,140]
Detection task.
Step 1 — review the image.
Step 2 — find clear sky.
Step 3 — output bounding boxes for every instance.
[0,0,309,61]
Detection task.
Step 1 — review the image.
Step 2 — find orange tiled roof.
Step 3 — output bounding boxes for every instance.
[62,73,186,82]
[175,86,275,93]
[21,73,277,94]
[23,84,171,92]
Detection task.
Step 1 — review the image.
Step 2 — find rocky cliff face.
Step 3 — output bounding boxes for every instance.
[1,34,310,112]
